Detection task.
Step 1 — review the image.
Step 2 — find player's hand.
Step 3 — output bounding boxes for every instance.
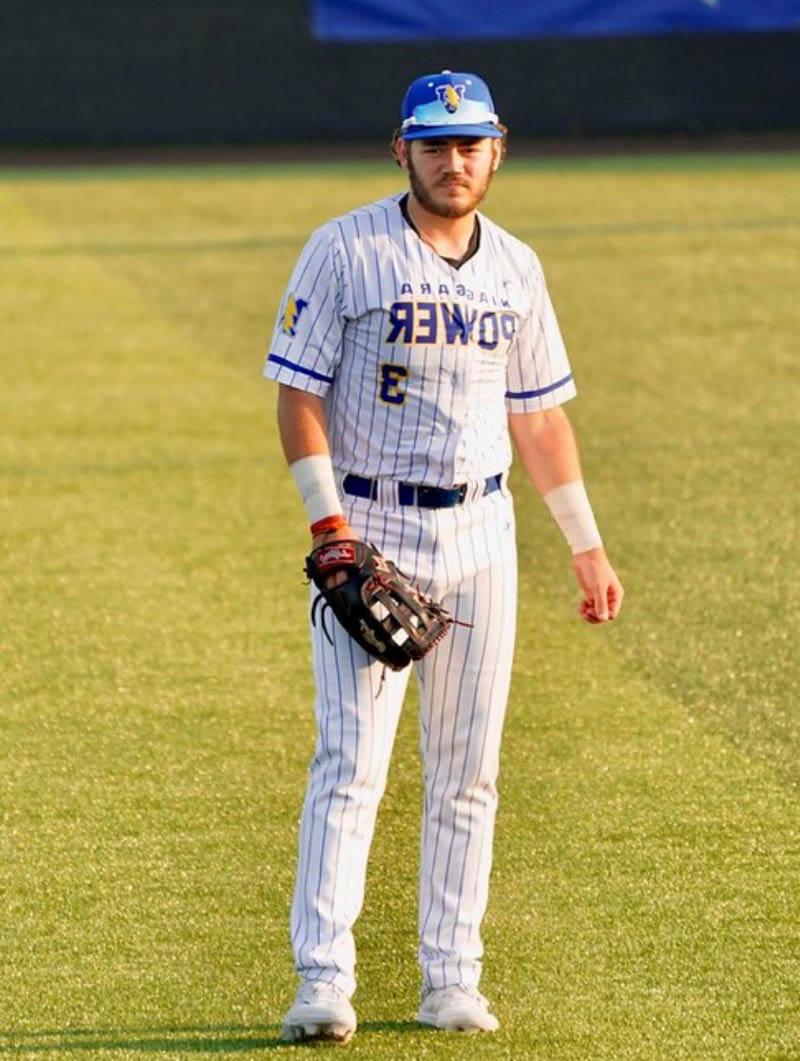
[311,522,359,588]
[572,547,624,624]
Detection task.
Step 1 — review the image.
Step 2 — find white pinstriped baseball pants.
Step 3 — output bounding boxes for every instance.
[290,480,517,997]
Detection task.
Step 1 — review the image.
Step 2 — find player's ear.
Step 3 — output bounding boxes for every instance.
[491,139,503,171]
[395,136,410,170]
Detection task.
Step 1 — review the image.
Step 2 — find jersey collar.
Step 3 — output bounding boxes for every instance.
[398,193,481,271]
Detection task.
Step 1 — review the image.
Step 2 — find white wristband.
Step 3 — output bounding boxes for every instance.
[544,480,603,555]
[289,454,344,524]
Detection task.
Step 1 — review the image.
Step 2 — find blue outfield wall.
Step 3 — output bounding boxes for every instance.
[0,0,798,147]
[312,0,800,40]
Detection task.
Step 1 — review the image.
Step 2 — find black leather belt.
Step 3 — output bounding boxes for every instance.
[342,473,502,509]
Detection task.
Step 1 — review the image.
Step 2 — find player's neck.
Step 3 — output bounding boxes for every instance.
[406,193,477,262]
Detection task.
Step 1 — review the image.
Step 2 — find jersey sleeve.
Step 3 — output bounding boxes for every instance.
[505,254,577,413]
[263,225,345,397]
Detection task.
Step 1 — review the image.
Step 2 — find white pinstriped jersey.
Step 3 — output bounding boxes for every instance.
[264,193,576,487]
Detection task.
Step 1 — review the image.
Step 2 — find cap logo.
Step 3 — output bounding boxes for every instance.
[435,83,466,114]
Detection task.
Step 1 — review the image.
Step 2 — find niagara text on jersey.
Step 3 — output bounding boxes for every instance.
[265,193,576,487]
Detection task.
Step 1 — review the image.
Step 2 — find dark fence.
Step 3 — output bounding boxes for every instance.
[1,1,798,147]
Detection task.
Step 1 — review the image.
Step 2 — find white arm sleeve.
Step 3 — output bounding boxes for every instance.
[506,253,577,413]
[264,225,345,397]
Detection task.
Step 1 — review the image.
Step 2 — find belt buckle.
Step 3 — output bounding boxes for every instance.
[415,484,437,507]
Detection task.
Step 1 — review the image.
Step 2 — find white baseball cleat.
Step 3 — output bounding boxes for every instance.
[280,980,357,1044]
[416,985,500,1033]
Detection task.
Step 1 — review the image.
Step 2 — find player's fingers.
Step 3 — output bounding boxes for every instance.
[593,583,610,622]
[608,580,625,619]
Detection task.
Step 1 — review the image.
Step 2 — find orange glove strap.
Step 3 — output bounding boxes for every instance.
[310,514,347,537]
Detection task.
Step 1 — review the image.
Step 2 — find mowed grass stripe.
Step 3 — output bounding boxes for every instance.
[1,182,303,1048]
[492,631,797,1061]
[1,162,797,1059]
[2,212,800,259]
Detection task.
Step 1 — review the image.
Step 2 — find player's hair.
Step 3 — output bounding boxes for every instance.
[390,124,509,166]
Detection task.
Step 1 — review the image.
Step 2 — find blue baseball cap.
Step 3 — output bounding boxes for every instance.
[400,70,502,141]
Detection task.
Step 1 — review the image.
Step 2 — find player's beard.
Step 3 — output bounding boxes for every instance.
[407,155,495,219]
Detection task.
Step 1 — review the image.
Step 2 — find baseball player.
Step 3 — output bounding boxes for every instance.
[264,70,624,1043]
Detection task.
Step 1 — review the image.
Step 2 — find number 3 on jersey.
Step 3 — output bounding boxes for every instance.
[379,363,408,405]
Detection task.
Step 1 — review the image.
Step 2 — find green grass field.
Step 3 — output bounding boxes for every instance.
[1,152,798,1059]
